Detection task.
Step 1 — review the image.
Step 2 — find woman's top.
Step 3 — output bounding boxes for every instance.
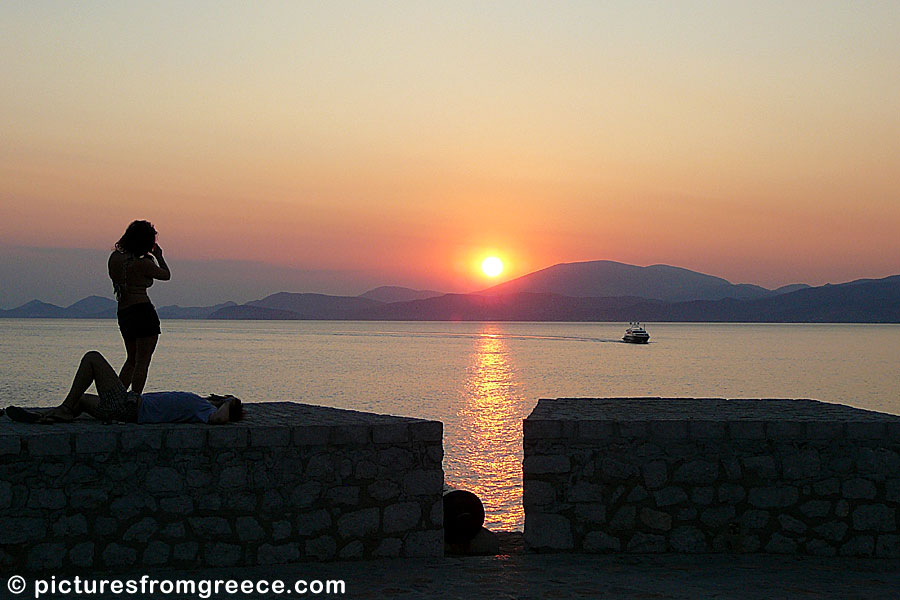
[108,250,170,309]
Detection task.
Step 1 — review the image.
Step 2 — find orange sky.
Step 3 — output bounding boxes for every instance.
[2,2,899,305]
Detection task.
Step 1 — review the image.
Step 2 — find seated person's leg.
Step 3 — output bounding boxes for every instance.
[45,351,127,421]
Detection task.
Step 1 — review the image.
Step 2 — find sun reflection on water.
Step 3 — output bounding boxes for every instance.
[446,324,525,531]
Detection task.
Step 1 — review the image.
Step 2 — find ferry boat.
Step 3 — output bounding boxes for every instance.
[623,322,650,344]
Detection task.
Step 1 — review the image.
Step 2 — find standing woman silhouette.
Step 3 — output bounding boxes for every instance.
[108,220,170,395]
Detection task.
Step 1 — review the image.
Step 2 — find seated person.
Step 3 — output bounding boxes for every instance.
[5,351,241,425]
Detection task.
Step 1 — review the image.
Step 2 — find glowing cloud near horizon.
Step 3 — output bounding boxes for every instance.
[481,256,504,277]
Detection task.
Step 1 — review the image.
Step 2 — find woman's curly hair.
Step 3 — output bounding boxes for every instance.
[115,220,157,256]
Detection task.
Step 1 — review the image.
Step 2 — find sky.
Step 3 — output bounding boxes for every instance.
[2,1,899,308]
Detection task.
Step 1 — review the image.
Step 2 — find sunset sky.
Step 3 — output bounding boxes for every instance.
[2,2,898,307]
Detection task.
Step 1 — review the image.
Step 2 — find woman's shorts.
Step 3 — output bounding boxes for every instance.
[117,302,161,341]
[95,378,139,423]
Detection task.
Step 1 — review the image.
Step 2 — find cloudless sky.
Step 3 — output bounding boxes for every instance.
[2,1,898,307]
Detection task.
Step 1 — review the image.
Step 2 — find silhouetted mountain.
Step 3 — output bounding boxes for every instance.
[773,283,811,295]
[0,300,69,318]
[345,276,900,322]
[248,292,382,316]
[157,301,237,319]
[344,292,661,321]
[67,296,117,315]
[208,305,301,320]
[3,266,896,322]
[208,292,383,320]
[358,286,444,303]
[481,260,774,302]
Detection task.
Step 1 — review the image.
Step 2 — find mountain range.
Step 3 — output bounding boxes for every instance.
[2,260,898,322]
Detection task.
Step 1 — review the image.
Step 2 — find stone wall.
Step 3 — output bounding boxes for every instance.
[524,398,900,557]
[0,402,444,572]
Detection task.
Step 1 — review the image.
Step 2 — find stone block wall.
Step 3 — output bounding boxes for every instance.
[523,398,900,557]
[0,402,444,572]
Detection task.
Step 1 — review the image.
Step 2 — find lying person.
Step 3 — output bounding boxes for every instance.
[5,351,241,425]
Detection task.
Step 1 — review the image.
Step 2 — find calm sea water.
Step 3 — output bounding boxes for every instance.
[2,319,899,530]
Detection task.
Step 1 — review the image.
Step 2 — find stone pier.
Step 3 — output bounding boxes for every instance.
[0,402,444,571]
[523,398,900,556]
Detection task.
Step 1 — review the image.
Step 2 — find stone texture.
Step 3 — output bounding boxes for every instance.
[205,543,242,566]
[779,515,807,534]
[583,531,621,551]
[782,449,821,479]
[0,403,444,571]
[339,540,365,559]
[640,508,673,531]
[653,486,688,507]
[258,543,301,564]
[748,486,799,509]
[68,542,94,568]
[840,536,875,557]
[800,500,831,519]
[383,502,421,533]
[674,460,719,484]
[145,467,184,493]
[524,455,571,474]
[766,533,798,554]
[123,517,158,542]
[142,541,171,565]
[102,543,137,567]
[1,518,47,544]
[404,530,444,557]
[627,532,666,552]
[701,506,736,529]
[643,461,668,489]
[852,505,896,532]
[842,478,877,500]
[524,397,900,556]
[814,521,848,542]
[670,527,707,553]
[27,543,66,570]
[374,538,403,557]
[337,508,380,538]
[189,517,232,537]
[609,506,636,531]
[718,483,746,504]
[236,516,266,542]
[525,513,574,550]
[401,470,443,496]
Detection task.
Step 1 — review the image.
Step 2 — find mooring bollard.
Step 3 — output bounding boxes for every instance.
[442,488,485,544]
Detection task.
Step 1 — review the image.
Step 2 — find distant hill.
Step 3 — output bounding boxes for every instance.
[67,295,116,315]
[0,300,70,318]
[208,305,302,320]
[210,292,382,319]
[344,292,661,321]
[346,275,900,322]
[157,301,237,319]
[358,286,444,303]
[247,292,381,319]
[481,260,776,302]
[773,283,811,295]
[3,261,896,323]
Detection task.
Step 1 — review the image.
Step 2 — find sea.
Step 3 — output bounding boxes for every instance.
[2,319,899,530]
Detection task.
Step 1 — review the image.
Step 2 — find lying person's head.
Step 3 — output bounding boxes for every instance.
[207,394,243,421]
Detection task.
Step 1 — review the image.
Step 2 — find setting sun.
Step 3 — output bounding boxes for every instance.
[481,256,504,277]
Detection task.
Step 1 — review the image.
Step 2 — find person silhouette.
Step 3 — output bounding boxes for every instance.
[5,351,241,425]
[108,220,170,395]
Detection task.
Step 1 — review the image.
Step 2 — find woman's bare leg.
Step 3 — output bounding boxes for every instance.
[46,351,122,420]
[119,338,137,389]
[130,335,158,395]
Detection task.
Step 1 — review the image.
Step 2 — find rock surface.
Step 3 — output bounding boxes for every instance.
[524,397,900,556]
